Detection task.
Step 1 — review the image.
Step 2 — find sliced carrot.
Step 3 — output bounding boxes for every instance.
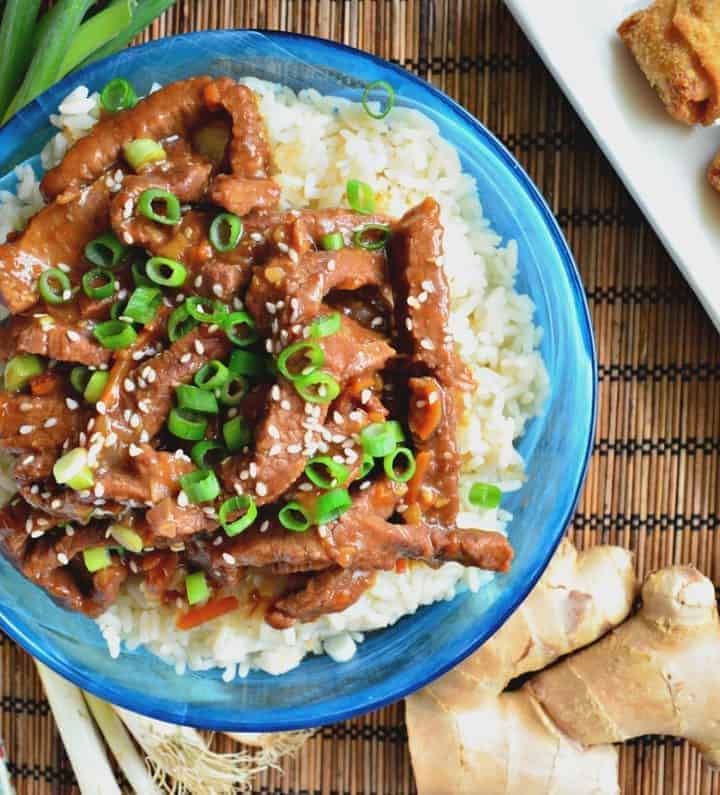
[395,559,408,574]
[177,595,239,630]
[406,450,432,506]
[346,373,375,399]
[408,378,443,441]
[29,372,62,396]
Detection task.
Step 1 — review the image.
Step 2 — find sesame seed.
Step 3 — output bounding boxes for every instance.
[287,248,299,264]
[260,520,269,533]
[349,410,363,422]
[57,553,69,566]
[177,490,189,507]
[51,499,62,509]
[19,402,32,412]
[213,536,224,546]
[96,401,107,414]
[250,232,263,242]
[421,279,434,291]
[138,400,151,414]
[269,443,282,456]
[180,353,192,364]
[194,340,205,355]
[212,283,224,297]
[360,389,371,405]
[62,289,72,301]
[298,482,313,492]
[123,378,135,392]
[129,444,142,457]
[256,482,267,497]
[333,411,344,425]
[21,455,35,466]
[420,338,434,350]
[271,384,281,401]
[66,329,80,342]
[317,525,328,538]
[94,482,105,497]
[359,480,372,490]
[139,430,150,443]
[287,443,302,454]
[19,425,34,435]
[129,413,141,429]
[407,295,420,309]
[194,275,203,288]
[265,338,273,353]
[428,391,439,405]
[30,530,44,539]
[280,399,291,411]
[418,291,428,303]
[327,259,336,272]
[65,397,79,410]
[249,462,258,478]
[222,552,236,565]
[277,241,289,253]
[268,424,280,439]
[416,400,426,409]
[65,526,75,536]
[43,418,58,428]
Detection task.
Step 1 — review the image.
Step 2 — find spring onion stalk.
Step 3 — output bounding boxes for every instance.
[83,370,109,403]
[83,546,111,572]
[469,482,502,509]
[293,371,340,404]
[218,375,247,406]
[219,495,257,536]
[53,447,94,490]
[176,384,218,414]
[100,77,137,112]
[194,360,229,391]
[83,692,161,795]
[109,524,143,553]
[179,469,220,504]
[123,138,166,171]
[2,0,96,124]
[309,313,341,339]
[185,571,209,605]
[277,341,324,381]
[85,232,126,269]
[4,353,44,392]
[0,0,43,120]
[35,662,121,795]
[138,189,181,226]
[57,0,133,79]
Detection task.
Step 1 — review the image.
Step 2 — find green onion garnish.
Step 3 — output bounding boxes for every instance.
[4,354,44,392]
[228,350,268,377]
[194,360,229,391]
[353,223,391,251]
[123,286,162,325]
[179,468,220,504]
[359,453,374,479]
[223,416,252,452]
[361,80,395,120]
[100,78,137,113]
[146,256,187,287]
[383,447,416,483]
[122,138,166,171]
[110,300,127,321]
[346,179,375,214]
[305,456,350,489]
[83,547,111,573]
[132,259,153,287]
[93,319,137,350]
[222,311,257,347]
[219,494,257,536]
[185,296,228,325]
[209,212,243,252]
[53,448,94,490]
[109,524,144,553]
[218,375,248,406]
[69,366,91,395]
[277,341,324,381]
[85,232,126,269]
[138,188,181,226]
[294,371,340,404]
[168,303,198,342]
[312,488,352,524]
[278,502,311,532]
[83,371,109,404]
[185,571,209,605]
[176,384,218,414]
[469,482,502,510]
[320,231,344,251]
[360,422,399,458]
[82,268,115,300]
[167,407,207,441]
[191,440,226,470]
[38,268,71,305]
[387,420,406,443]
[309,313,341,339]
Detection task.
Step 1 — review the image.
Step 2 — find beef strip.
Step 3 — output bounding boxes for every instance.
[41,77,214,201]
[243,209,393,246]
[0,178,111,314]
[266,568,376,629]
[0,393,88,454]
[19,483,122,524]
[202,78,281,215]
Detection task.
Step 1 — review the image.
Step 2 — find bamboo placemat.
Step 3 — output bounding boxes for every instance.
[2,1,719,793]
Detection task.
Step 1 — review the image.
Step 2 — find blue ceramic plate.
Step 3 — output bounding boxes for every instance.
[0,31,596,730]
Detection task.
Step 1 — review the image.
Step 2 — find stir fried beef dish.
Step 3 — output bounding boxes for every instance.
[0,76,513,634]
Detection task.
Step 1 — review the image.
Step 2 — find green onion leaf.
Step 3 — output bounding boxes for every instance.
[346,179,375,214]
[294,371,340,404]
[383,446,416,483]
[278,502,311,532]
[353,223,391,251]
[0,0,43,121]
[218,375,248,406]
[100,77,137,113]
[219,495,257,536]
[179,468,220,504]
[146,256,187,287]
[109,524,143,553]
[93,320,137,350]
[167,407,207,441]
[85,232,126,269]
[222,311,257,347]
[53,447,94,490]
[305,456,350,489]
[320,231,345,251]
[83,547,111,573]
[185,296,228,325]
[312,488,352,524]
[309,313,341,339]
[223,416,252,452]
[168,303,198,342]
[185,571,209,605]
[468,482,502,510]
[361,80,395,120]
[228,350,269,377]
[191,440,226,470]
[69,366,91,395]
[194,360,229,391]
[176,384,218,414]
[83,371,109,404]
[124,286,162,325]
[122,138,166,171]
[82,268,116,301]
[360,422,399,458]
[38,268,71,305]
[138,188,181,226]
[277,341,324,381]
[209,212,243,252]
[4,354,44,392]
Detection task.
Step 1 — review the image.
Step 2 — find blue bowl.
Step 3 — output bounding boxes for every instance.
[0,31,596,730]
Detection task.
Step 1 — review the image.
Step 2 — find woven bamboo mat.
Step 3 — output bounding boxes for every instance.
[2,1,720,792]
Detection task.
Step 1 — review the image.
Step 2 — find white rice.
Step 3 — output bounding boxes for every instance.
[0,80,548,677]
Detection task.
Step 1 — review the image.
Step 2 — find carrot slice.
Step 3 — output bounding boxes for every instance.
[29,372,62,396]
[406,450,432,506]
[408,377,443,441]
[176,595,239,630]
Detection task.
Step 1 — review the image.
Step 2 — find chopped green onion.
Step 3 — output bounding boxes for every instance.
[168,303,198,342]
[38,268,71,305]
[83,547,111,573]
[83,371,109,404]
[82,268,115,300]
[191,440,226,470]
[131,259,153,287]
[320,231,344,251]
[176,384,218,414]
[277,341,324,381]
[353,223,391,251]
[360,422,399,458]
[294,371,340,404]
[359,453,374,479]
[53,447,94,490]
[222,311,257,347]
[278,502,311,532]
[69,366,90,395]
[100,77,137,113]
[179,469,220,504]
[309,313,341,339]
[346,179,375,214]
[0,0,44,122]
[469,482,502,510]
[218,375,248,406]
[387,420,406,443]
[209,212,243,252]
[109,524,143,553]
[219,495,257,536]
[146,256,187,287]
[124,286,162,325]
[185,296,228,325]
[223,416,252,452]
[185,571,209,605]
[122,138,166,171]
[312,488,352,524]
[194,360,229,391]
[110,300,127,321]
[305,456,350,489]
[93,320,137,350]
[138,189,181,226]
[85,232,126,269]
[4,354,44,392]
[361,80,395,120]
[167,408,207,441]
[228,350,268,377]
[383,446,416,482]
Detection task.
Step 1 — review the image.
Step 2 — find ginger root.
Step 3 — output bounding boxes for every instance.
[407,543,720,795]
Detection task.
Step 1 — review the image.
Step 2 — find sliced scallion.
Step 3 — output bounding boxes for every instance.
[361,80,395,120]
[167,407,207,441]
[100,77,137,113]
[219,495,257,536]
[228,350,268,377]
[109,524,143,554]
[185,571,209,605]
[93,319,137,350]
[38,268,71,305]
[83,547,111,573]
[309,312,341,339]
[223,416,251,452]
[69,366,90,395]
[194,360,229,391]
[360,422,399,458]
[4,354,44,392]
[53,447,94,490]
[353,223,391,251]
[146,256,187,287]
[469,482,502,510]
[168,303,197,342]
[176,384,218,414]
[277,341,324,381]
[122,138,166,171]
[138,188,181,226]
[185,295,228,325]
[312,488,352,524]
[82,268,115,300]
[191,440,226,470]
[383,446,416,483]
[294,371,340,404]
[123,286,162,325]
[222,311,257,347]
[209,212,243,252]
[179,469,220,504]
[85,232,126,269]
[279,502,311,532]
[305,456,350,489]
[218,375,248,406]
[346,179,375,214]
[320,231,344,251]
[83,371,109,404]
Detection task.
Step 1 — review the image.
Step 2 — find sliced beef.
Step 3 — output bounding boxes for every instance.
[145,498,216,539]
[243,209,393,246]
[0,393,88,454]
[266,568,376,629]
[41,77,213,201]
[19,483,121,524]
[0,178,110,313]
[209,175,280,217]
